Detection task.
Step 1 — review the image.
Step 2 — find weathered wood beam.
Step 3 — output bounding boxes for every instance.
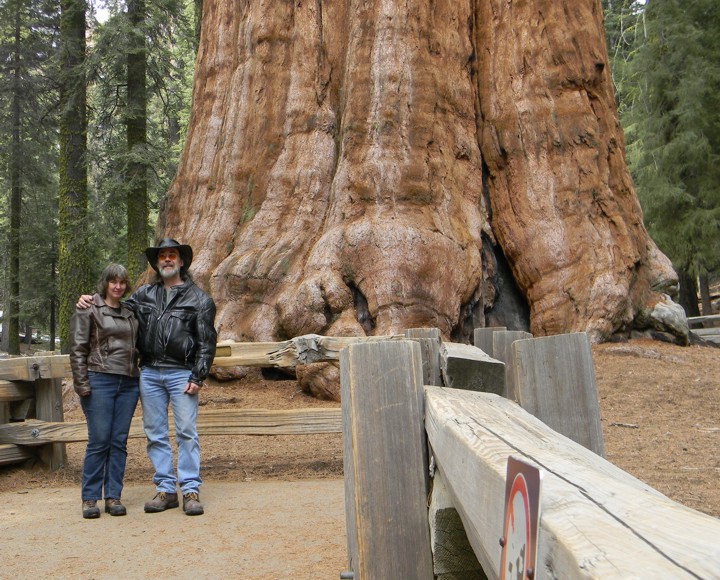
[0,443,33,466]
[213,334,405,368]
[440,342,505,395]
[491,330,532,401]
[692,333,720,344]
[0,408,342,445]
[341,340,434,579]
[689,327,720,337]
[0,355,69,381]
[35,378,65,469]
[405,328,442,386]
[0,380,34,402]
[472,327,506,357]
[429,464,485,579]
[425,387,720,579]
[0,335,406,381]
[687,314,720,328]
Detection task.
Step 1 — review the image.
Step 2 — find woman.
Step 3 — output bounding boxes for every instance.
[70,264,140,519]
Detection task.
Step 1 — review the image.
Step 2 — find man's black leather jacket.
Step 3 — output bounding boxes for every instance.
[125,278,217,385]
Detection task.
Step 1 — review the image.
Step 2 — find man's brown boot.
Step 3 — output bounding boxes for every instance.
[144,491,179,513]
[82,500,100,519]
[183,491,204,516]
[105,498,127,516]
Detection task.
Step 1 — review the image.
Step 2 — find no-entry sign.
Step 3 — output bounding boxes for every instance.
[500,456,543,580]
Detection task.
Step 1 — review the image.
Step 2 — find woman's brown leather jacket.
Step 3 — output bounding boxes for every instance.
[69,293,140,395]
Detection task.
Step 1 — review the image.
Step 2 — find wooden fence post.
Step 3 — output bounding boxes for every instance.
[429,465,486,580]
[405,327,442,386]
[512,333,605,456]
[341,340,434,579]
[34,378,66,469]
[473,327,506,356]
[492,330,533,401]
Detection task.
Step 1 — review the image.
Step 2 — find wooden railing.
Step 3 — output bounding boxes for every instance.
[340,331,720,579]
[2,329,719,579]
[688,314,720,344]
[0,334,406,466]
[0,353,68,469]
[0,334,394,466]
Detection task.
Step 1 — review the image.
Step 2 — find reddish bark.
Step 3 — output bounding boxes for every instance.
[159,0,685,396]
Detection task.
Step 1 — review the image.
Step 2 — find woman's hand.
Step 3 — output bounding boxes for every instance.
[76,294,95,309]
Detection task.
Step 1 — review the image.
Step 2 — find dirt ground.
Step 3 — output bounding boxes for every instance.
[1,337,719,578]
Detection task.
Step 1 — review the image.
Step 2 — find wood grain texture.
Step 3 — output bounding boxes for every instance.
[0,355,69,381]
[429,465,485,579]
[0,408,342,445]
[34,378,65,469]
[0,443,33,466]
[341,340,433,579]
[440,342,505,395]
[491,330,532,401]
[405,328,443,386]
[0,380,34,402]
[212,334,404,368]
[425,387,720,579]
[512,332,604,455]
[472,327,506,357]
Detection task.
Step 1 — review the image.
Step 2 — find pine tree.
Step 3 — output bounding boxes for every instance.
[602,0,645,113]
[0,0,60,352]
[126,0,149,280]
[87,0,194,282]
[57,0,90,352]
[622,0,720,314]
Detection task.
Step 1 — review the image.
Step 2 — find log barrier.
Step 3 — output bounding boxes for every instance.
[2,330,719,579]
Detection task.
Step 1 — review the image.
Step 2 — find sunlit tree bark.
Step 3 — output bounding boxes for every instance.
[160,0,685,387]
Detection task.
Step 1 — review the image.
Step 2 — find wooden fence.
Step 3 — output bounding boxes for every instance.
[688,314,720,344]
[1,330,719,579]
[0,353,67,469]
[340,331,720,579]
[0,335,406,466]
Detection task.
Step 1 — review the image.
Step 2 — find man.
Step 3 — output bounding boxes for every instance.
[79,238,217,516]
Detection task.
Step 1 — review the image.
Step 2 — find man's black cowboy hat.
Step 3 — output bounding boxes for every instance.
[145,238,193,273]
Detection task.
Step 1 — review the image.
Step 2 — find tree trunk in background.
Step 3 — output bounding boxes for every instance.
[57,0,89,353]
[160,1,685,361]
[193,0,202,49]
[7,4,22,355]
[126,0,149,281]
[50,242,57,351]
[699,274,712,316]
[677,269,700,318]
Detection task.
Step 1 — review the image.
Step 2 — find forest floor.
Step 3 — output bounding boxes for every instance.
[0,337,718,578]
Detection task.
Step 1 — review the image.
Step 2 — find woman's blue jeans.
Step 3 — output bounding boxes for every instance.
[140,366,201,495]
[80,372,140,501]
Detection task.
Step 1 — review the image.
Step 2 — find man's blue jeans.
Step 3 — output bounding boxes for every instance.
[140,366,201,494]
[80,372,140,501]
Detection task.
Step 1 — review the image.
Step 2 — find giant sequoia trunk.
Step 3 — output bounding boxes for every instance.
[159,0,686,394]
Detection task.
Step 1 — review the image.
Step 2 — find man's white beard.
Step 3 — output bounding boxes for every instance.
[160,265,181,279]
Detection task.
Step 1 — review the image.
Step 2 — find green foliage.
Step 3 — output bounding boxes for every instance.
[0,0,197,350]
[0,0,61,351]
[601,0,646,115]
[620,0,720,282]
[86,0,195,276]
